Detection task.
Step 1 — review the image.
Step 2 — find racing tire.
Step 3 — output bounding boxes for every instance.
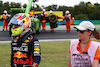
[50,22,58,28]
[49,14,57,23]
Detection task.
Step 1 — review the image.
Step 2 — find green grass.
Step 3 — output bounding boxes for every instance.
[0,41,70,67]
[0,43,11,67]
[0,40,100,67]
[39,41,70,67]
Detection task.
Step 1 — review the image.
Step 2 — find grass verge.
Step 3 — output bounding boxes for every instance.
[1,40,99,67]
[0,41,70,67]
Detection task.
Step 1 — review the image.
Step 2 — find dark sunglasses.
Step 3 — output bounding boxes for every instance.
[77,29,86,33]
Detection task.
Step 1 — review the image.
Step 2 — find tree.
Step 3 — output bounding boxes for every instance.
[23,4,27,8]
[51,5,57,11]
[15,3,21,8]
[10,2,16,8]
[0,0,100,20]
[75,14,89,20]
[57,6,68,11]
[79,1,86,6]
[45,5,52,11]
[73,5,80,16]
[41,5,45,10]
[34,4,42,11]
[86,2,91,6]
[0,1,3,7]
[89,6,100,20]
[3,2,10,12]
[0,1,3,13]
[94,3,100,6]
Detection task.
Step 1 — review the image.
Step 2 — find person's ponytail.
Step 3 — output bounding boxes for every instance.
[92,28,100,39]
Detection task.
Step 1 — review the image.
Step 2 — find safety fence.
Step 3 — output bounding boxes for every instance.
[0,21,3,26]
[0,20,100,26]
[46,20,100,25]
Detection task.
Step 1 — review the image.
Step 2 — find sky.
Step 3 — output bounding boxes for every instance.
[2,0,100,7]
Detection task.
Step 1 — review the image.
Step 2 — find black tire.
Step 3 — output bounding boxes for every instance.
[49,14,57,23]
[50,22,58,28]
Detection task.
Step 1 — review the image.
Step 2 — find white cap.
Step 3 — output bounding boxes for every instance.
[74,21,95,31]
[65,10,69,14]
[50,10,53,13]
[43,9,45,11]
[4,10,7,13]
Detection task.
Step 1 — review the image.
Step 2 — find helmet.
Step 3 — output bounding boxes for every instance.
[65,10,69,14]
[43,9,45,11]
[9,13,31,36]
[4,10,7,13]
[50,10,53,13]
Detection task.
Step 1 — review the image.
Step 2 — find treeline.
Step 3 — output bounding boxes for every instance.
[0,1,100,20]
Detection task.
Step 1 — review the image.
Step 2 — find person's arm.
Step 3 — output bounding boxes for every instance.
[68,49,71,67]
[32,38,41,67]
[68,55,71,67]
[69,14,71,20]
[92,59,99,67]
[93,46,100,67]
[3,15,5,19]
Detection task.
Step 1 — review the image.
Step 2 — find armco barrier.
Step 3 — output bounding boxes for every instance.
[79,20,93,24]
[92,20,100,25]
[57,20,79,25]
[0,20,100,26]
[79,20,100,25]
[56,20,100,25]
[0,21,3,26]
